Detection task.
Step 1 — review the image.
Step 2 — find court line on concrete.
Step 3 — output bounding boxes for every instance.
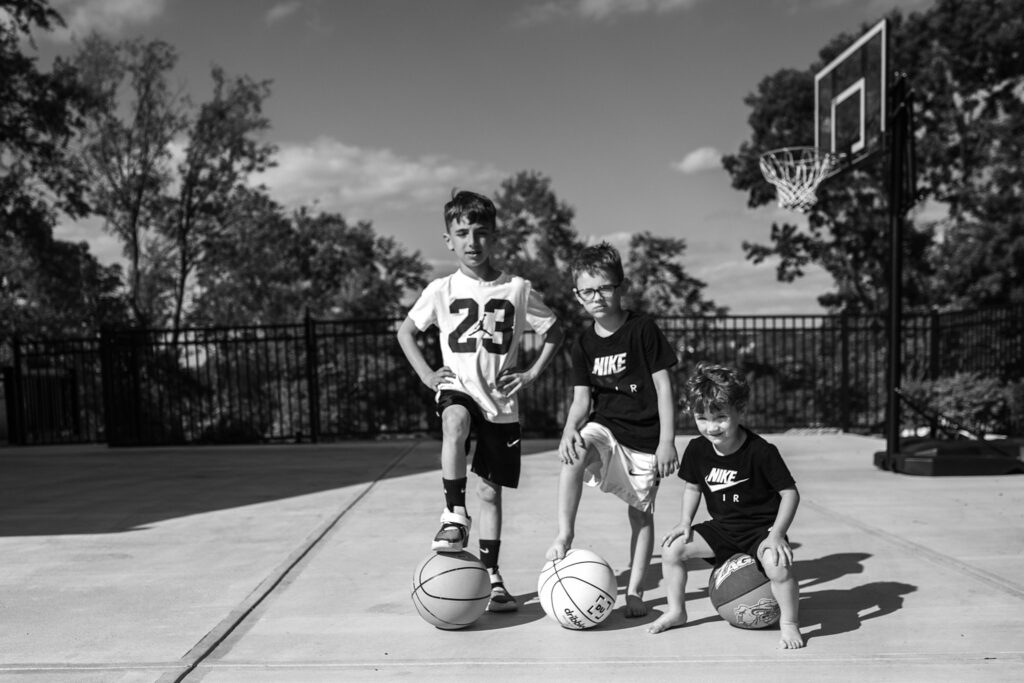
[158,441,420,683]
[194,651,1024,666]
[802,498,1024,600]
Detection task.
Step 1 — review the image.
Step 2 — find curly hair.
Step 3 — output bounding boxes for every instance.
[682,362,750,413]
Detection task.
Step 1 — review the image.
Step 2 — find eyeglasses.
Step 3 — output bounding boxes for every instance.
[573,283,619,302]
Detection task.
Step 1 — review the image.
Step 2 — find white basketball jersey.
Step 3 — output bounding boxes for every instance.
[407,270,556,423]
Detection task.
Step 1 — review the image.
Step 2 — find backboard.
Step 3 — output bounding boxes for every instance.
[815,19,887,170]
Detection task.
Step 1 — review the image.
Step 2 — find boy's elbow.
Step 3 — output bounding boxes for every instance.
[545,321,565,345]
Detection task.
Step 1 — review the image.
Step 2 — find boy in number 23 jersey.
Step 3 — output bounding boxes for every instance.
[407,269,556,425]
[397,190,563,613]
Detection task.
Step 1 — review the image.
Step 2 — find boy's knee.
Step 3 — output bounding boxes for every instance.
[627,505,652,524]
[763,562,794,583]
[477,479,501,505]
[441,407,471,439]
[662,540,689,564]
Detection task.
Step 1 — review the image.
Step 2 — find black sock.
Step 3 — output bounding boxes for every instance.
[479,539,500,573]
[442,477,467,512]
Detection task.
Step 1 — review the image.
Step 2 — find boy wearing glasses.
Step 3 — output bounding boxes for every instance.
[545,242,678,618]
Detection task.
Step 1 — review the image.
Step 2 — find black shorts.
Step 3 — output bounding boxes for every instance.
[436,391,522,489]
[692,520,785,571]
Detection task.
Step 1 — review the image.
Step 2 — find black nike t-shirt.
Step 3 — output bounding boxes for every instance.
[678,428,796,533]
[569,311,677,452]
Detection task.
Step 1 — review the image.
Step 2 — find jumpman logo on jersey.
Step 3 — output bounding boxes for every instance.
[465,310,503,341]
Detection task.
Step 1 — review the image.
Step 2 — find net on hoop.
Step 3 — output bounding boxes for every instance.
[758,147,838,212]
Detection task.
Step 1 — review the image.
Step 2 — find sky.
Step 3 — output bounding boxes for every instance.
[35,0,936,314]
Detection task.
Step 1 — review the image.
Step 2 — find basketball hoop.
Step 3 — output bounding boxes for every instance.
[758,147,839,212]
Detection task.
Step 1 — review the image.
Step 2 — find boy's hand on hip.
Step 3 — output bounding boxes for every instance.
[425,366,455,392]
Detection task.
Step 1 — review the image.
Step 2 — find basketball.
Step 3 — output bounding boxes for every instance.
[708,553,780,629]
[537,548,617,630]
[411,551,490,630]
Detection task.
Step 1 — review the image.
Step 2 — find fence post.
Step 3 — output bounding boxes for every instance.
[7,336,26,445]
[928,308,941,437]
[840,312,850,432]
[304,310,321,443]
[928,308,941,380]
[99,327,115,445]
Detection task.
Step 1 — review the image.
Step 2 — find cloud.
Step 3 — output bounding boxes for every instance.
[253,136,505,216]
[47,0,167,41]
[672,146,721,174]
[692,257,832,314]
[577,0,702,19]
[516,0,702,25]
[53,215,125,267]
[265,1,302,26]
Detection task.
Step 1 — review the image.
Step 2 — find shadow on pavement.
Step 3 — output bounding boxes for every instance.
[0,440,560,537]
[801,581,918,642]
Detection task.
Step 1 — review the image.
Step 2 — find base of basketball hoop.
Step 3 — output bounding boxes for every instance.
[759,146,839,212]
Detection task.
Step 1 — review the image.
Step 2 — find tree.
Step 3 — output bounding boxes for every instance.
[190,193,430,325]
[73,35,187,326]
[1,0,91,228]
[491,171,723,327]
[723,0,1024,313]
[0,0,129,340]
[491,171,586,326]
[626,232,726,317]
[927,222,1024,308]
[74,36,277,333]
[162,67,276,335]
[0,233,127,340]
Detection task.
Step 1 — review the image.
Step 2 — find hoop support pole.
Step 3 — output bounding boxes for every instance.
[884,73,912,467]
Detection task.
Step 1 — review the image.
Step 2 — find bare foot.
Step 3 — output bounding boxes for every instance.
[646,608,687,634]
[779,622,805,649]
[545,537,571,561]
[624,593,647,618]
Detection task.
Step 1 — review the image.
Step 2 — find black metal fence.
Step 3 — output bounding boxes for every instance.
[3,306,1022,446]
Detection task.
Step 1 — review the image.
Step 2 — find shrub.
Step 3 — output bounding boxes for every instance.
[902,372,1023,437]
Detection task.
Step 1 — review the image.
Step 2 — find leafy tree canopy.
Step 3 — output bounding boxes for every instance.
[491,171,722,335]
[1,0,128,341]
[723,0,1024,313]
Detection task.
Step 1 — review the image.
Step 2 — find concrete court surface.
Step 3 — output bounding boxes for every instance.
[0,434,1022,682]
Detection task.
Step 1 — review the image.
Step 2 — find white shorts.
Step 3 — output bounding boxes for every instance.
[579,422,659,513]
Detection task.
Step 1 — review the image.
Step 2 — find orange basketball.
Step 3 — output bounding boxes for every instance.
[708,553,780,629]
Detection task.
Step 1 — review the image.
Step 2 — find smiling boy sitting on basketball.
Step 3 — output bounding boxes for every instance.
[648,362,804,649]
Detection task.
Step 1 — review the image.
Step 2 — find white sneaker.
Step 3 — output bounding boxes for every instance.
[431,509,471,553]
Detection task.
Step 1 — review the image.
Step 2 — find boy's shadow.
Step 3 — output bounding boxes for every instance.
[795,551,869,588]
[799,581,917,641]
[472,552,915,635]
[794,552,917,643]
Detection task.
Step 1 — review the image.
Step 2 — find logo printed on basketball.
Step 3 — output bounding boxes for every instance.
[734,597,781,628]
[712,553,756,589]
[562,608,586,629]
[586,594,613,618]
